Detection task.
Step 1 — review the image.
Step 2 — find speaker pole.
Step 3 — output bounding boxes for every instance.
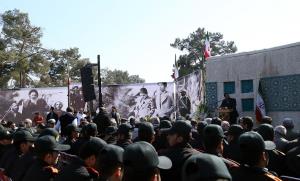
[97,55,103,108]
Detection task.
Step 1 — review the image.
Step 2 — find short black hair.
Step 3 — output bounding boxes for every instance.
[239,116,254,131]
[66,107,74,112]
[28,89,38,96]
[158,82,167,87]
[261,116,272,124]
[140,87,148,94]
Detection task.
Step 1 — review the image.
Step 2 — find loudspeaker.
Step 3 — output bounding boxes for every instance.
[80,66,96,102]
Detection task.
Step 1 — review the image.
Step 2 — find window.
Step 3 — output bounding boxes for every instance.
[242,98,254,111]
[241,80,253,93]
[224,82,235,94]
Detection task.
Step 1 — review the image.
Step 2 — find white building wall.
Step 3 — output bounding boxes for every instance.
[206,42,300,131]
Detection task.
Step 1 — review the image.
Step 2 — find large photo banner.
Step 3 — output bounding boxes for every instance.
[0,87,68,124]
[70,82,175,120]
[0,71,201,124]
[176,71,201,118]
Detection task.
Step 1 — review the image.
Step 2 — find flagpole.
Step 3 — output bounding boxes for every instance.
[174,54,177,120]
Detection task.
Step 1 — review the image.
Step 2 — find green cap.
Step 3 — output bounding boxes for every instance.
[35,135,70,153]
[182,153,232,181]
[123,141,172,170]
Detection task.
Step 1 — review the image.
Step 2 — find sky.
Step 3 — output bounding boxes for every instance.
[1,0,300,83]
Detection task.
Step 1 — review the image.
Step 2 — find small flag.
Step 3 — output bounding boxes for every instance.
[204,32,211,60]
[255,80,266,122]
[171,60,179,80]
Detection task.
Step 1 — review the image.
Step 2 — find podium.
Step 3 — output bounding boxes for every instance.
[217,107,233,121]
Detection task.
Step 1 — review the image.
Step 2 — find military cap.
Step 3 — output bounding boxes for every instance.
[239,131,276,153]
[138,122,155,135]
[182,153,232,181]
[117,123,132,135]
[38,128,59,139]
[166,120,192,138]
[35,135,70,153]
[227,124,244,137]
[0,129,11,140]
[203,124,225,139]
[256,124,274,141]
[85,123,97,133]
[65,124,81,135]
[105,126,117,135]
[99,144,124,166]
[79,137,107,159]
[123,141,172,170]
[13,130,35,142]
[159,120,172,129]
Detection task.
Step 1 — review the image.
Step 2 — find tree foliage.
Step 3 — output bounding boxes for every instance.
[0,9,47,88]
[0,9,145,88]
[171,27,237,77]
[100,68,145,85]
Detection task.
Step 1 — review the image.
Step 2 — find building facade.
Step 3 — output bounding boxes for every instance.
[206,42,300,131]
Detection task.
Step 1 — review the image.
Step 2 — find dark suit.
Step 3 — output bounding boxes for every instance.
[59,112,76,137]
[46,111,58,122]
[178,96,191,117]
[220,97,239,124]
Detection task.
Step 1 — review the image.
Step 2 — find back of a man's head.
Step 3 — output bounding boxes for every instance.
[261,116,272,125]
[203,125,225,154]
[239,116,254,131]
[138,122,155,143]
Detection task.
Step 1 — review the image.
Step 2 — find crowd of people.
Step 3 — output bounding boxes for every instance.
[0,105,299,181]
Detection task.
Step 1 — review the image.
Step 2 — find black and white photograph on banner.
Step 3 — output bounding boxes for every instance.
[0,87,68,124]
[176,70,201,118]
[100,82,175,120]
[73,82,175,120]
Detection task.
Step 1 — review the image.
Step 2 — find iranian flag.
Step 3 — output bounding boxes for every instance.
[204,33,211,60]
[171,60,179,80]
[255,80,266,122]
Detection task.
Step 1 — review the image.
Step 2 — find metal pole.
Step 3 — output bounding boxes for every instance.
[67,61,70,108]
[97,55,103,108]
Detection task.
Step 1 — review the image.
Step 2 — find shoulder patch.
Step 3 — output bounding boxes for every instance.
[44,166,59,175]
[264,172,282,181]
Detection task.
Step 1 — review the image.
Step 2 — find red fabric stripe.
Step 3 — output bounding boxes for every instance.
[255,106,263,122]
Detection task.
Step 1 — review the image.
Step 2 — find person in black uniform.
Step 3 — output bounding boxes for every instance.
[115,124,133,149]
[231,131,281,181]
[223,124,244,163]
[122,141,172,181]
[103,126,117,144]
[72,123,98,156]
[110,106,121,126]
[220,93,239,124]
[62,124,81,155]
[96,144,124,181]
[256,124,287,176]
[57,107,77,137]
[0,130,35,178]
[178,89,191,117]
[136,122,155,144]
[203,124,240,174]
[46,107,58,123]
[0,129,12,160]
[55,137,106,181]
[182,153,232,181]
[22,135,70,181]
[159,120,199,181]
[93,107,111,137]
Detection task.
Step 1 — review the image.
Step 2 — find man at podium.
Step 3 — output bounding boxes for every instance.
[220,93,239,124]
